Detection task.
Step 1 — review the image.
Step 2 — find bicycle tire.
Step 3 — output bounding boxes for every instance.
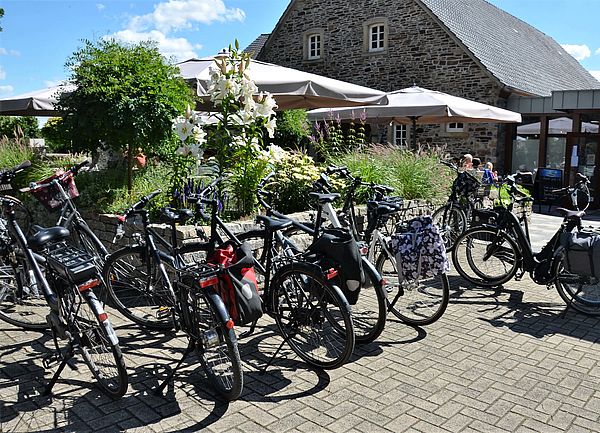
[269,261,355,369]
[179,279,243,401]
[554,256,600,315]
[432,204,467,252]
[74,288,128,399]
[452,227,520,287]
[102,246,174,329]
[69,220,108,267]
[0,256,48,329]
[375,249,449,326]
[1,196,32,235]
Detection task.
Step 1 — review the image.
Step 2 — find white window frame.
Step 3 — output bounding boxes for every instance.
[363,18,388,54]
[307,33,321,60]
[393,124,409,146]
[303,29,324,61]
[446,122,465,133]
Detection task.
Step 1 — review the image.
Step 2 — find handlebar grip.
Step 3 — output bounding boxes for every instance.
[575,172,590,183]
[13,160,32,173]
[70,160,90,176]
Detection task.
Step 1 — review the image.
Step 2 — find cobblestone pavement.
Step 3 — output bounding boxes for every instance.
[3,212,600,432]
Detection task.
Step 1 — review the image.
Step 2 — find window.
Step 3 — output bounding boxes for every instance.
[369,24,385,52]
[308,33,321,60]
[393,124,408,146]
[363,18,388,54]
[303,29,324,61]
[446,122,464,132]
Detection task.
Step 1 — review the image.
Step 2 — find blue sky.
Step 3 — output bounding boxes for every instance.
[1,0,599,99]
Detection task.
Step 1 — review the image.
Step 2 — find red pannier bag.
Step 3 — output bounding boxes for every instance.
[208,242,263,326]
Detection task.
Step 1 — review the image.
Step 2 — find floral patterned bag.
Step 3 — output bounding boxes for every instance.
[388,216,450,282]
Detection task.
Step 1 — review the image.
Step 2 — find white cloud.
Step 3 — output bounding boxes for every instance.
[0,85,14,96]
[96,3,105,10]
[0,47,20,56]
[596,48,600,55]
[590,71,600,82]
[44,79,68,88]
[108,29,201,61]
[561,44,592,61]
[127,0,245,34]
[0,67,6,80]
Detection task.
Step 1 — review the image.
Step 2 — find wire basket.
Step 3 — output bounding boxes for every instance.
[30,171,79,212]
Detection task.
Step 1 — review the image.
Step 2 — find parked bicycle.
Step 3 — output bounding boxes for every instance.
[102,187,243,400]
[321,166,450,326]
[452,173,600,315]
[1,164,127,398]
[432,160,483,251]
[237,170,386,343]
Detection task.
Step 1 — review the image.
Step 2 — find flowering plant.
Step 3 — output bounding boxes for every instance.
[172,41,278,215]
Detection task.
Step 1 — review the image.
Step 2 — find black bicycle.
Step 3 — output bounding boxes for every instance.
[102,187,243,401]
[1,178,127,398]
[452,173,600,315]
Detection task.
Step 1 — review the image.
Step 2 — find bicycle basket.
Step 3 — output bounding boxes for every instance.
[30,171,79,211]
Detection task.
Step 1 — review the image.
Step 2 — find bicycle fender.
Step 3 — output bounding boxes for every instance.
[361,256,384,289]
[81,289,119,345]
[206,290,233,327]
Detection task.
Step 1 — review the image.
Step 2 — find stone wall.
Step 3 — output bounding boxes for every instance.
[258,0,507,166]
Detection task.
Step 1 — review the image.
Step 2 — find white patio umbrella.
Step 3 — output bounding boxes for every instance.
[517,116,598,135]
[177,56,388,110]
[0,84,74,116]
[307,86,522,147]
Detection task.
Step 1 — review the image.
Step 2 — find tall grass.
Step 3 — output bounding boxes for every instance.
[330,144,453,202]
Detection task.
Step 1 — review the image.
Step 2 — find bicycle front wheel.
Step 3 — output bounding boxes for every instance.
[270,261,355,369]
[452,227,520,287]
[554,256,600,315]
[103,246,174,329]
[0,257,48,329]
[432,204,467,252]
[179,279,243,401]
[376,250,449,326]
[74,289,128,399]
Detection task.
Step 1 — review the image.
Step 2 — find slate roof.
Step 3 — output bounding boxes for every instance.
[418,0,600,96]
[244,34,270,59]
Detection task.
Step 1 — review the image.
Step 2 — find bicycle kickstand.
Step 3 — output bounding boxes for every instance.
[259,337,289,375]
[153,340,195,395]
[43,341,75,396]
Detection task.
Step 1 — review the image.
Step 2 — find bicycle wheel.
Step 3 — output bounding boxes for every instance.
[376,249,449,326]
[452,227,520,287]
[554,256,600,315]
[1,196,32,235]
[0,256,48,329]
[269,261,355,369]
[70,221,108,268]
[432,204,467,252]
[73,289,128,398]
[179,280,243,401]
[103,246,174,329]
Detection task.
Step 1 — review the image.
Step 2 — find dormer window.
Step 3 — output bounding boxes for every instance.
[303,29,324,61]
[363,18,388,54]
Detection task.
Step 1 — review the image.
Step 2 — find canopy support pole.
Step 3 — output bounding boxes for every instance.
[410,116,419,149]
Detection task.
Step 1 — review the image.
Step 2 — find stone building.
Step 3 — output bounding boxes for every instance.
[248,0,600,171]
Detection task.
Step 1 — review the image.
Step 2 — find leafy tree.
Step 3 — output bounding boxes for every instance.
[57,38,195,192]
[40,117,70,152]
[0,116,39,138]
[0,8,4,32]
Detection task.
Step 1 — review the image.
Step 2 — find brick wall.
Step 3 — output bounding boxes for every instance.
[258,0,507,167]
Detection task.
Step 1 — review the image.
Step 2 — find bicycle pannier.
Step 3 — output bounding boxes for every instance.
[560,231,600,277]
[307,228,364,305]
[208,242,263,326]
[388,215,449,282]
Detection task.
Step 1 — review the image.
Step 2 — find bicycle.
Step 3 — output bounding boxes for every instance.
[102,187,243,400]
[321,166,450,326]
[432,160,483,251]
[23,160,108,269]
[237,171,386,343]
[452,173,600,315]
[0,161,49,329]
[1,183,127,398]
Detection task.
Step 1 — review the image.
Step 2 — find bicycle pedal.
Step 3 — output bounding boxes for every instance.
[156,306,172,319]
[42,353,61,369]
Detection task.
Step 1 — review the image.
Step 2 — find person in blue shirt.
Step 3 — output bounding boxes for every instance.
[482,162,497,184]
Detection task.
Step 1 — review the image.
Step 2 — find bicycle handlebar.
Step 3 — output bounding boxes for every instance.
[0,160,31,185]
[121,189,162,219]
[69,160,90,176]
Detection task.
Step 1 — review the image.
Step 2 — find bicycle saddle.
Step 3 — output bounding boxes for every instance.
[256,215,293,231]
[556,207,585,220]
[27,226,70,251]
[367,201,398,216]
[161,207,194,224]
[309,192,340,203]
